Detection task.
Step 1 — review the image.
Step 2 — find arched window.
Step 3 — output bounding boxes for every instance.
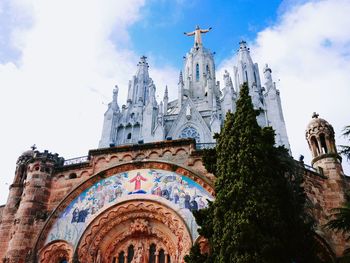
[196,63,200,81]
[68,173,77,179]
[311,136,320,156]
[245,70,248,83]
[149,243,156,263]
[127,245,134,263]
[118,251,125,263]
[159,249,165,263]
[320,133,328,154]
[206,64,210,77]
[179,126,200,143]
[127,133,132,140]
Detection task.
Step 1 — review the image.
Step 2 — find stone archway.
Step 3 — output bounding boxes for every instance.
[38,240,73,263]
[77,199,193,263]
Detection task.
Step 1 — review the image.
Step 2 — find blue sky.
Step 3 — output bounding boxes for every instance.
[0,0,350,204]
[126,0,282,67]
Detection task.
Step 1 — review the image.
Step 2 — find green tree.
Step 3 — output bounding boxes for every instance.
[339,125,350,161]
[185,82,322,263]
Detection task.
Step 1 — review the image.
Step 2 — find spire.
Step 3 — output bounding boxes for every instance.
[178,71,184,85]
[263,64,274,92]
[112,85,120,110]
[163,85,169,114]
[164,85,169,99]
[136,55,150,79]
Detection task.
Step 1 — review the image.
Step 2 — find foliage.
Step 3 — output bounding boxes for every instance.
[326,192,350,261]
[202,148,217,174]
[185,82,323,263]
[339,125,350,161]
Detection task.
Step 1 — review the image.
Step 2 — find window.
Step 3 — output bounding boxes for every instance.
[149,243,156,263]
[253,71,257,83]
[59,260,68,263]
[127,245,134,263]
[245,71,248,83]
[311,136,320,156]
[179,126,200,143]
[159,249,165,263]
[118,251,125,263]
[196,64,199,81]
[206,64,210,77]
[320,133,328,154]
[127,133,132,140]
[69,173,77,179]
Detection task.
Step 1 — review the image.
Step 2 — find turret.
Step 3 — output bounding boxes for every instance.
[305,113,346,256]
[306,113,339,164]
[1,149,63,263]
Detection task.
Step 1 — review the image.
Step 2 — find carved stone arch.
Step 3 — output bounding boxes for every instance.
[121,154,133,162]
[38,240,73,263]
[34,160,214,261]
[76,199,193,263]
[148,151,160,159]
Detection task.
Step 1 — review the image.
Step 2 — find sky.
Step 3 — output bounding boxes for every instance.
[0,0,350,204]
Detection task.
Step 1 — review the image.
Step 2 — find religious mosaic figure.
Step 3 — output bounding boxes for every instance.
[129,172,147,191]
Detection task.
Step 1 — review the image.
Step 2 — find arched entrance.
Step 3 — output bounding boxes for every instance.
[77,198,192,263]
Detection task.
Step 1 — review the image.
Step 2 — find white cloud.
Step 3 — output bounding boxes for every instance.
[219,0,350,174]
[0,0,178,204]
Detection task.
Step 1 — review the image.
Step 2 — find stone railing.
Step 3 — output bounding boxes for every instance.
[63,156,89,166]
[195,143,216,150]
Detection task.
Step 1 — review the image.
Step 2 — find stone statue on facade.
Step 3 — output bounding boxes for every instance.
[132,243,145,263]
[184,25,212,46]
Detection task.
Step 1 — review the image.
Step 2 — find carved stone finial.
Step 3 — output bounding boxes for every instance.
[312,112,319,119]
[30,144,37,151]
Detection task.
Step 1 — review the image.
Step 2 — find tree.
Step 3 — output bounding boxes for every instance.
[326,192,350,262]
[339,125,350,161]
[185,82,322,263]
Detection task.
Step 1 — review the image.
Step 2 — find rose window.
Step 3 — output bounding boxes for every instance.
[179,126,200,142]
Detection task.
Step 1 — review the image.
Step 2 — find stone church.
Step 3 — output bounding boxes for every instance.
[0,27,348,263]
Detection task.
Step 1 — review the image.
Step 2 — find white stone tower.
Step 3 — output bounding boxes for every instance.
[99,27,291,151]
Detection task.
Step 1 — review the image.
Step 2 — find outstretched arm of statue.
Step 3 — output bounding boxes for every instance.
[200,27,212,33]
[184,31,195,36]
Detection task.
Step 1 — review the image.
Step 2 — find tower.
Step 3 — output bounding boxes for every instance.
[0,149,63,263]
[263,64,290,149]
[99,56,160,147]
[305,113,347,256]
[99,30,290,150]
[233,40,267,127]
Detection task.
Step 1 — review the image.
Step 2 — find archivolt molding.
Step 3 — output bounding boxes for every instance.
[38,240,73,263]
[77,199,192,263]
[35,161,214,257]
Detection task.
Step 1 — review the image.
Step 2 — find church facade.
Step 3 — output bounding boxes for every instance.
[99,27,290,150]
[0,28,348,263]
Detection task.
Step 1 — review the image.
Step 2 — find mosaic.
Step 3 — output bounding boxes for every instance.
[46,169,213,247]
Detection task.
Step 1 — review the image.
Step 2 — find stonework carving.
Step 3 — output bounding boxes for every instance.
[77,199,192,263]
[38,241,73,263]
